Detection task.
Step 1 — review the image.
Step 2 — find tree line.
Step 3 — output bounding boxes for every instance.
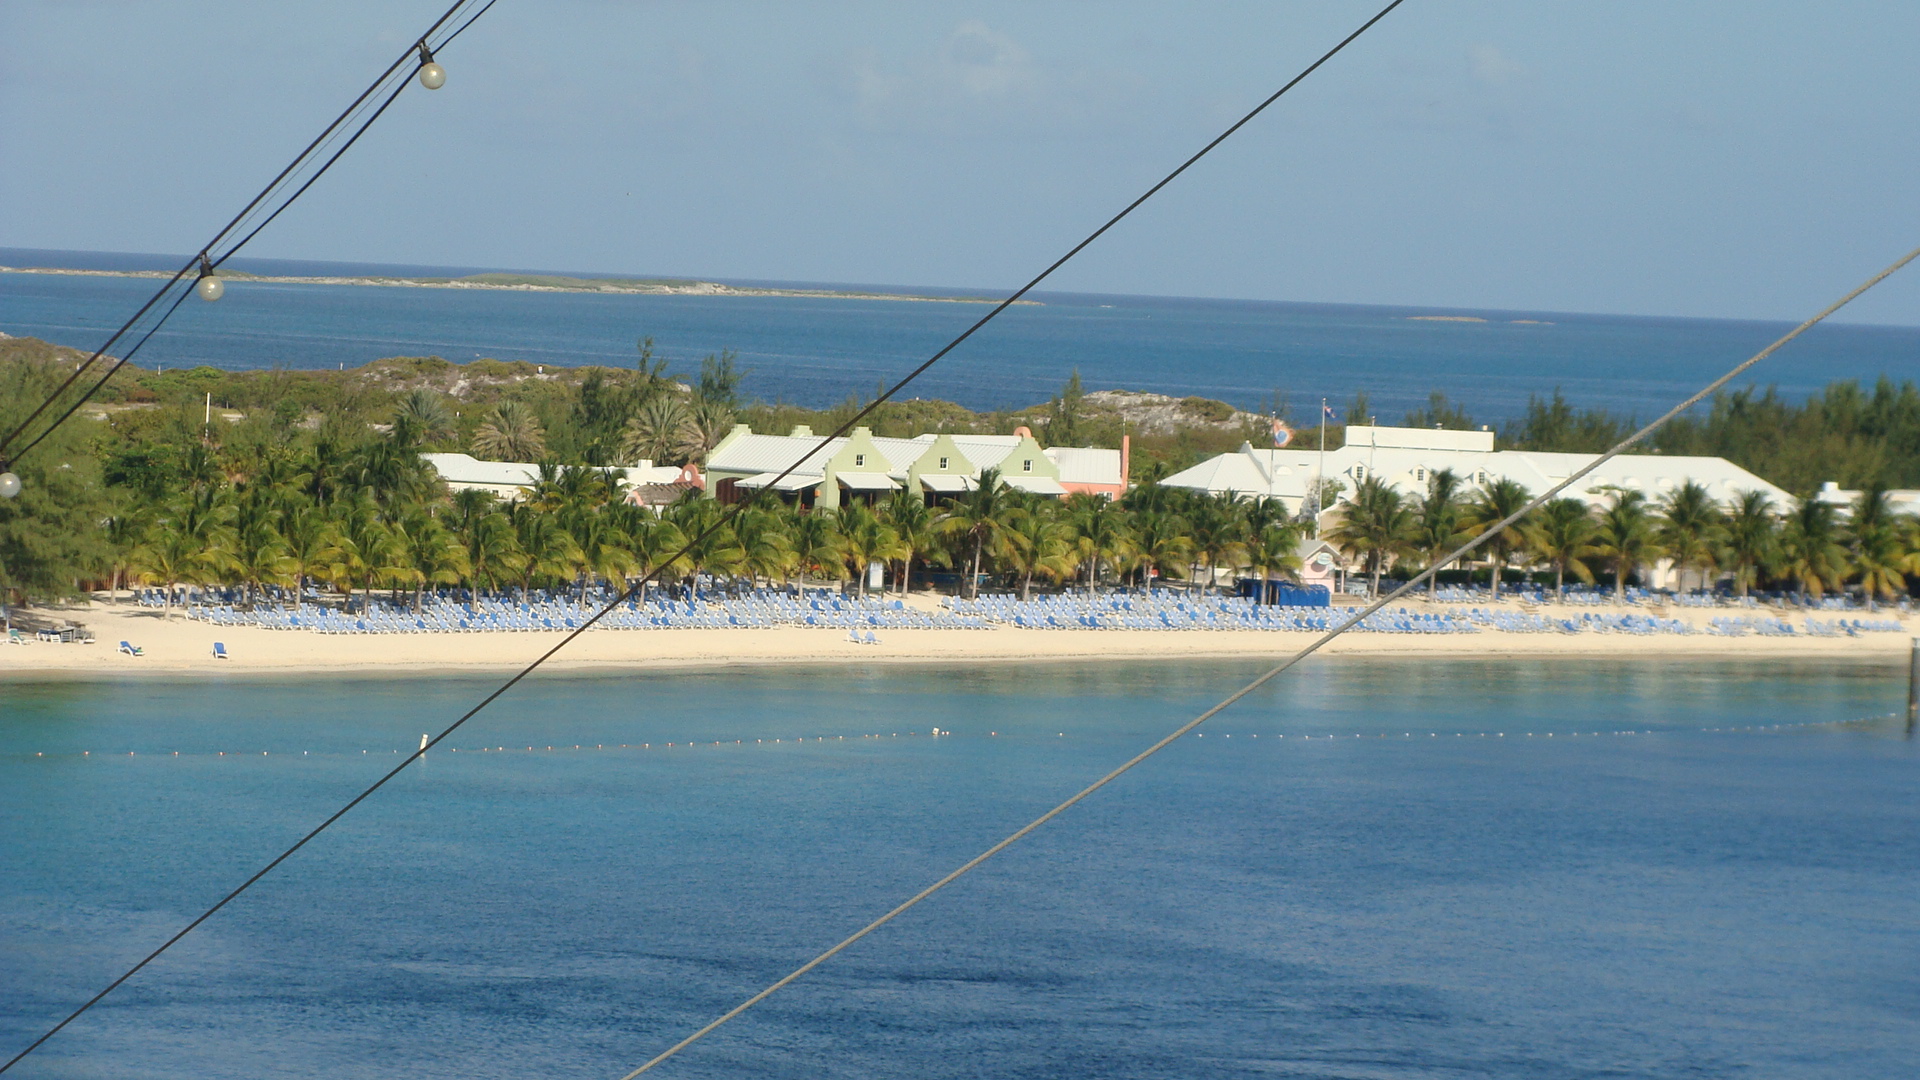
[4,336,1919,608]
[1328,469,1916,602]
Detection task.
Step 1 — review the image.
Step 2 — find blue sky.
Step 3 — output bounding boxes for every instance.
[6,1,1920,324]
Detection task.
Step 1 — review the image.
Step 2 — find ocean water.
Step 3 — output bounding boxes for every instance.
[2,657,1916,1080]
[5,249,1920,420]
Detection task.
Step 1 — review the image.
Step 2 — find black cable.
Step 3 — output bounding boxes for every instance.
[212,71,416,269]
[437,0,500,50]
[0,0,1407,1069]
[12,70,418,464]
[6,287,197,462]
[0,0,484,467]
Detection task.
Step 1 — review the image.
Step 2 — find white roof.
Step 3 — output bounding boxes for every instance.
[421,452,541,489]
[735,471,817,492]
[1160,425,1794,509]
[707,433,839,477]
[835,471,899,491]
[1344,424,1494,452]
[1044,446,1123,487]
[940,434,1025,471]
[918,474,972,493]
[1004,475,1067,496]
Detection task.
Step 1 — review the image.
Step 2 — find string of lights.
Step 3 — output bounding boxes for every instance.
[0,0,494,493]
[0,2,1412,1068]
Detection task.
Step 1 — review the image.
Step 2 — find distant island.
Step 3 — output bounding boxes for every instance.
[0,265,1037,306]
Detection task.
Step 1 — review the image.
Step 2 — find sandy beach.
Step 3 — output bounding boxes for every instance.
[3,598,1911,679]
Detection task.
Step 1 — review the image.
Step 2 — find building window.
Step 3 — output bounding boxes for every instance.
[854,453,866,467]
[1352,464,1367,480]
[1414,466,1427,482]
[1475,470,1488,485]
[1022,459,1033,472]
[939,456,949,469]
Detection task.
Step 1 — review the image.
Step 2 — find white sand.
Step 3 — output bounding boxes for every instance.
[2,598,1910,679]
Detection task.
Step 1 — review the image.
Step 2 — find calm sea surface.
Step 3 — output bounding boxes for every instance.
[5,249,1920,420]
[3,657,1916,1079]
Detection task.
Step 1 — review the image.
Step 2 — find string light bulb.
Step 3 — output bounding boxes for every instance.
[417,43,445,90]
[0,471,20,499]
[194,254,223,302]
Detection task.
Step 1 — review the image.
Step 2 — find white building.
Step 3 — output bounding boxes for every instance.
[421,452,690,500]
[1162,425,1794,512]
[702,424,1127,509]
[1812,481,1920,519]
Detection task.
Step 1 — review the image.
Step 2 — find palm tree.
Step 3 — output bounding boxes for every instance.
[620,510,689,601]
[450,496,524,596]
[836,504,908,595]
[1127,508,1192,591]
[1657,481,1725,594]
[1461,477,1534,600]
[280,501,336,612]
[667,497,744,593]
[324,495,398,613]
[1524,498,1599,601]
[676,399,736,464]
[1412,467,1466,593]
[936,467,1018,598]
[472,401,547,461]
[569,511,635,605]
[391,388,454,448]
[1848,486,1916,602]
[388,509,470,612]
[732,504,796,587]
[790,508,847,585]
[621,396,690,464]
[129,525,198,615]
[131,486,239,612]
[1593,489,1663,602]
[1063,492,1132,595]
[1243,521,1305,604]
[230,492,295,608]
[509,501,584,601]
[1721,490,1778,600]
[1325,476,1415,598]
[998,506,1073,601]
[884,490,937,596]
[1185,493,1249,596]
[1777,498,1849,601]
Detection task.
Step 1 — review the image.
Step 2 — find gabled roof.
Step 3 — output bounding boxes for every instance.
[706,433,841,477]
[421,452,542,489]
[1045,446,1123,487]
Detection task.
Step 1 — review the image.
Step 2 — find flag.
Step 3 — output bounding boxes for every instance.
[1270,418,1294,447]
[1322,404,1336,420]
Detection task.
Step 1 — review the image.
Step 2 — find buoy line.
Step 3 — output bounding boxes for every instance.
[10,713,1891,763]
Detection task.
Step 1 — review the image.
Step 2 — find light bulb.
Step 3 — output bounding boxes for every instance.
[0,472,20,499]
[196,274,224,302]
[419,61,445,90]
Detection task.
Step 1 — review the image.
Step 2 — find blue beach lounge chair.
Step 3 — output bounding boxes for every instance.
[118,641,143,656]
[212,642,229,659]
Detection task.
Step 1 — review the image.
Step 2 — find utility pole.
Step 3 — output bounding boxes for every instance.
[1907,637,1917,735]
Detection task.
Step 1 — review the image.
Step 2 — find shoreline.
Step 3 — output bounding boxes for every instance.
[0,265,1036,306]
[4,600,1910,681]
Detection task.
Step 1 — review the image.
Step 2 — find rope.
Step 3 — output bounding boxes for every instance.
[0,1,1413,1067]
[0,0,491,467]
[609,242,1920,1078]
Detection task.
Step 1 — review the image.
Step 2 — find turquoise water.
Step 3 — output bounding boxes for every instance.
[2,658,1917,1079]
[7,249,1920,418]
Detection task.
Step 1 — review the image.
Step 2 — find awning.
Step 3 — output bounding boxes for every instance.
[735,471,818,492]
[916,473,972,493]
[834,471,900,491]
[1003,475,1067,496]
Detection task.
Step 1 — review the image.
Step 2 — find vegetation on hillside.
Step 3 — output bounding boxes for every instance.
[2,333,1917,607]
